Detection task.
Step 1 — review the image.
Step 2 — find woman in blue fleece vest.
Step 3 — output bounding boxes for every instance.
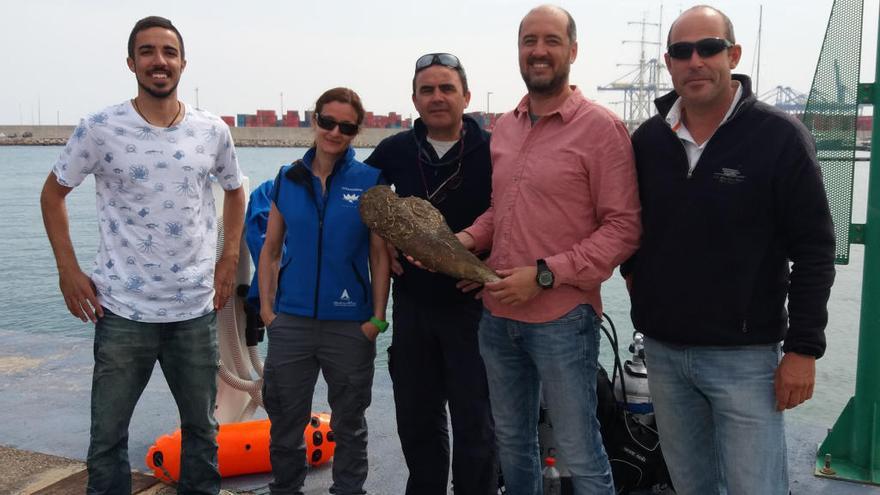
[258,87,390,495]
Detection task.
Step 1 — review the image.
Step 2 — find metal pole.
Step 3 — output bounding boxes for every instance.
[656,5,664,102]
[755,5,762,95]
[816,4,880,483]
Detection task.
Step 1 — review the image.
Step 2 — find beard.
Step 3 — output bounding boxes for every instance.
[521,64,570,96]
[136,75,179,99]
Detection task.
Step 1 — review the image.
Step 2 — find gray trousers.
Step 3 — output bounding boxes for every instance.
[263,313,376,495]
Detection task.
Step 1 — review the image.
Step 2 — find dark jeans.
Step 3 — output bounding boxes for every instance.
[87,310,219,495]
[389,292,497,495]
[263,313,376,495]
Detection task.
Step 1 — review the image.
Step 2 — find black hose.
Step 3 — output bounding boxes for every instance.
[601,312,629,412]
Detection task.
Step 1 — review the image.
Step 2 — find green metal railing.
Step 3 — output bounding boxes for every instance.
[806,0,880,485]
[801,0,862,265]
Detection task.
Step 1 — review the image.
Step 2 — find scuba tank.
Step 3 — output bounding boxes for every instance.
[613,332,655,425]
[608,332,674,494]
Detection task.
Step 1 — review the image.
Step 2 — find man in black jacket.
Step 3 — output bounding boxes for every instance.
[364,53,497,495]
[624,6,835,495]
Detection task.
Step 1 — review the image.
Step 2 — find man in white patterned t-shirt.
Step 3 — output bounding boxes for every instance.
[39,16,244,495]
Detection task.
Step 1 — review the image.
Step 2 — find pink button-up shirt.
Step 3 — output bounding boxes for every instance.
[464,88,641,323]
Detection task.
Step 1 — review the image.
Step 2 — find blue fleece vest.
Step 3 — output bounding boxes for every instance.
[272,147,381,321]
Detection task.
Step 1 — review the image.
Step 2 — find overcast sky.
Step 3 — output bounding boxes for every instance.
[1,0,877,125]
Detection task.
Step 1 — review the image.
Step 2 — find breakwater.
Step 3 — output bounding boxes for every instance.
[0,125,402,148]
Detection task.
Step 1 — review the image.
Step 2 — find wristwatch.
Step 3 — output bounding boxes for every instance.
[536,259,554,289]
[369,316,389,333]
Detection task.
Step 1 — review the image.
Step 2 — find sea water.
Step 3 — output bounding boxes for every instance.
[0,145,865,431]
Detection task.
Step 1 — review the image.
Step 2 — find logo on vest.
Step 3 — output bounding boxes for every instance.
[341,186,363,207]
[333,288,357,307]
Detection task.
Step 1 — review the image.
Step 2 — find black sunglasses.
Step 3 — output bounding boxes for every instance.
[315,113,359,136]
[415,53,463,72]
[417,134,465,205]
[667,37,733,60]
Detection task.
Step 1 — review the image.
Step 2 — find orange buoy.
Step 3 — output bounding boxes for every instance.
[146,413,335,482]
[305,412,335,466]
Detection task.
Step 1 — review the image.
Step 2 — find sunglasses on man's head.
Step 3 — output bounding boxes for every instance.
[667,38,733,60]
[415,53,463,72]
[315,113,359,136]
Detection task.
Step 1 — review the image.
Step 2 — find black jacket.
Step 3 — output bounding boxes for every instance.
[625,75,835,357]
[365,115,492,306]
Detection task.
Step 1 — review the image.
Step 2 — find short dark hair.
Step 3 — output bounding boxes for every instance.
[667,5,736,46]
[411,65,469,96]
[128,16,185,59]
[519,5,577,44]
[314,87,366,126]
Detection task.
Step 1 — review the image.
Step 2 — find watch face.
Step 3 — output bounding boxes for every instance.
[538,271,553,287]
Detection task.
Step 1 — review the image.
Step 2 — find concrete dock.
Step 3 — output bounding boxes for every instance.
[0,445,269,494]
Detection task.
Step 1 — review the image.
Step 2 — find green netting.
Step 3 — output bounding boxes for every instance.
[801,0,864,264]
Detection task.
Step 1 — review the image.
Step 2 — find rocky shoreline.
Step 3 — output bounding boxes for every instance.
[0,137,385,148]
[0,137,67,146]
[0,125,399,148]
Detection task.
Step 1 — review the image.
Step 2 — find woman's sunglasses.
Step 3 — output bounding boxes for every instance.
[315,113,359,136]
[667,38,733,60]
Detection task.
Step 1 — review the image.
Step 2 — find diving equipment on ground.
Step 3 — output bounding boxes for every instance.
[537,315,674,494]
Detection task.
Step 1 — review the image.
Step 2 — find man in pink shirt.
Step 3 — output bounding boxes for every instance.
[457,5,641,494]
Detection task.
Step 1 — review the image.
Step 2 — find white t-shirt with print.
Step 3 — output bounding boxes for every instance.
[52,101,243,323]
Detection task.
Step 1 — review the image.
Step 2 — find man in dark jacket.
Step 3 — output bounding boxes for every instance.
[364,53,497,495]
[625,6,836,495]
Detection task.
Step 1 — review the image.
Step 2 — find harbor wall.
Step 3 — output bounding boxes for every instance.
[0,125,403,148]
[6,124,870,147]
[230,126,401,148]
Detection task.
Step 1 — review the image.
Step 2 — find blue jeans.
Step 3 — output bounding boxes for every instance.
[478,305,613,495]
[87,310,220,495]
[644,337,788,495]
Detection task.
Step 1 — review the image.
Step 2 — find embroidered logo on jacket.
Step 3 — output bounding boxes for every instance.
[713,167,746,184]
[333,289,357,308]
[341,186,363,207]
